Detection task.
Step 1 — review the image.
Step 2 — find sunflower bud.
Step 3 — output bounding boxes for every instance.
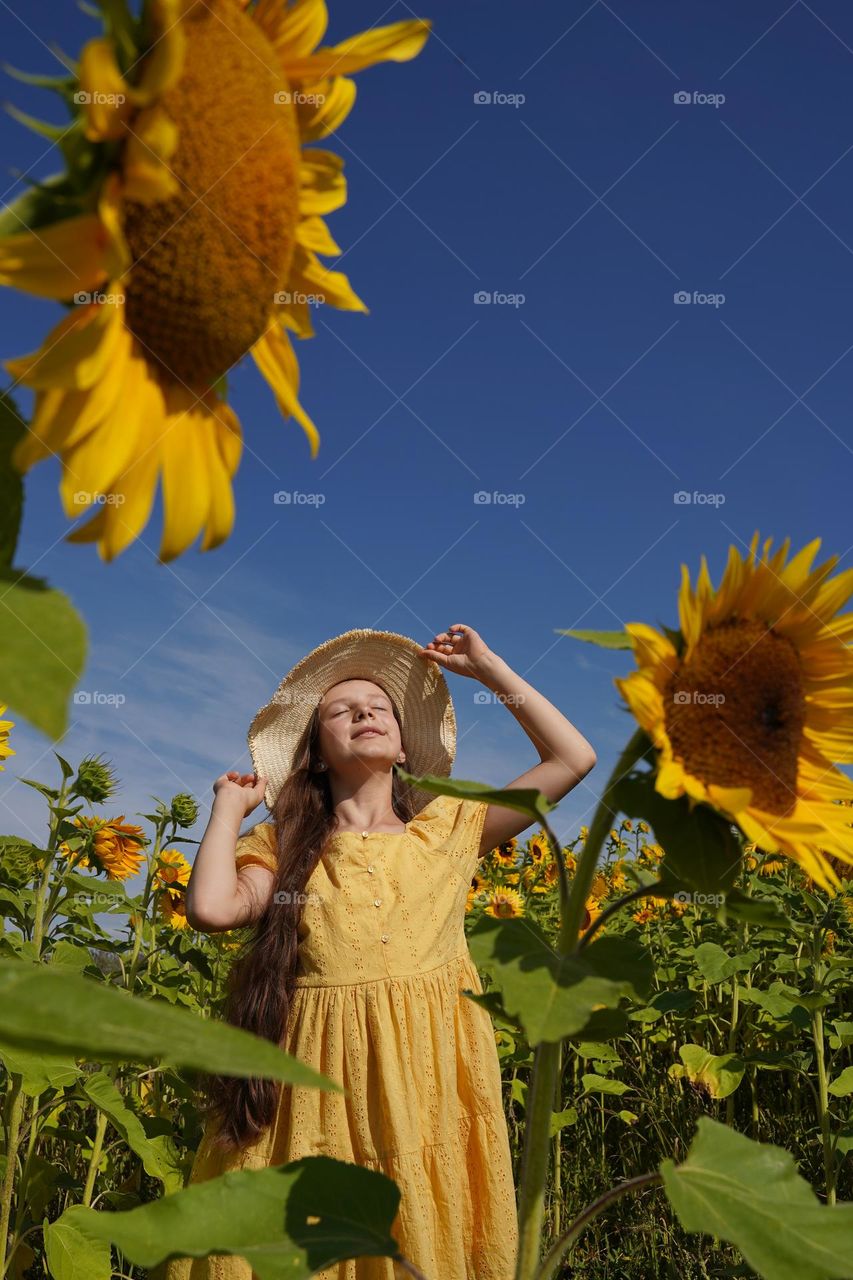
[72,754,117,803]
[170,793,198,828]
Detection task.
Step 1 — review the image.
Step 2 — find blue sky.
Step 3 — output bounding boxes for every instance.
[2,0,852,864]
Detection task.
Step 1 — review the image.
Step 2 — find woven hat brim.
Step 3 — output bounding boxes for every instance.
[247,629,456,814]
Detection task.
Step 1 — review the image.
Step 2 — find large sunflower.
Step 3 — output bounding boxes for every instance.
[0,0,430,561]
[614,532,853,890]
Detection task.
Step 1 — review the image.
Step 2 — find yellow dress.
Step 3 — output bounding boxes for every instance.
[164,793,519,1280]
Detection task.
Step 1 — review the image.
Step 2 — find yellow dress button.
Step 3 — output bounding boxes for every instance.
[367,865,375,874]
[374,898,381,907]
[381,934,389,943]
[361,830,369,838]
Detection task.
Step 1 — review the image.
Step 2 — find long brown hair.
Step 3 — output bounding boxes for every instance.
[199,693,416,1153]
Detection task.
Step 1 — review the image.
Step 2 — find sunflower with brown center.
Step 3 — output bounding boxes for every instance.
[484,886,525,920]
[614,532,853,890]
[0,706,14,771]
[153,846,191,890]
[0,0,429,561]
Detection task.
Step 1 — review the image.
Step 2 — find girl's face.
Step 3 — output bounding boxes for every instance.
[316,679,404,783]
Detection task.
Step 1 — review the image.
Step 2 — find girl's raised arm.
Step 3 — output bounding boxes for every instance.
[185,772,273,932]
[420,625,597,854]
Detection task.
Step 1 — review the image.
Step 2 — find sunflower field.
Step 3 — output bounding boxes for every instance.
[469,818,853,1278]
[2,744,853,1279]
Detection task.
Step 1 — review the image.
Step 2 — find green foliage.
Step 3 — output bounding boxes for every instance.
[0,392,25,570]
[552,628,633,648]
[0,958,341,1088]
[394,764,559,824]
[1,756,851,1280]
[467,917,652,1044]
[662,1118,853,1280]
[0,569,87,738]
[47,1157,403,1280]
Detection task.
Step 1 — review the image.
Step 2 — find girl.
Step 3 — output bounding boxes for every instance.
[165,624,596,1280]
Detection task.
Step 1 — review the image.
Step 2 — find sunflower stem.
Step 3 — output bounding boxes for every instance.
[32,776,70,956]
[533,1171,663,1280]
[127,820,164,990]
[810,927,836,1205]
[725,922,744,1126]
[0,1075,24,1277]
[513,728,647,1280]
[81,1109,109,1209]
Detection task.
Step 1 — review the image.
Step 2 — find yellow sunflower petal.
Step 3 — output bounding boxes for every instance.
[136,0,188,101]
[281,18,431,81]
[289,246,367,313]
[678,554,714,655]
[299,150,347,215]
[97,175,133,278]
[296,213,342,256]
[655,758,688,800]
[278,296,316,339]
[98,433,164,562]
[0,214,111,300]
[612,672,663,740]
[295,76,357,142]
[59,339,145,515]
[212,397,243,476]
[65,374,167,560]
[159,390,212,562]
[251,323,319,456]
[809,566,853,625]
[13,389,65,468]
[63,503,108,547]
[77,37,133,141]
[256,0,328,58]
[5,295,123,390]
[14,323,132,471]
[706,541,749,624]
[706,784,754,814]
[200,401,241,552]
[624,621,678,678]
[122,105,181,203]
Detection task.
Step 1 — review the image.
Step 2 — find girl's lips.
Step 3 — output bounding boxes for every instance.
[354,729,383,738]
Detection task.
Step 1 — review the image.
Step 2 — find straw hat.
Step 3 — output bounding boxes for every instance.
[247,628,457,814]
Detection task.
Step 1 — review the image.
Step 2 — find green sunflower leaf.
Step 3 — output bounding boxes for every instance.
[395,766,559,824]
[47,1157,404,1280]
[0,391,25,569]
[693,942,759,985]
[0,958,343,1091]
[718,888,789,929]
[553,628,632,649]
[661,1117,853,1279]
[466,917,650,1046]
[0,567,87,739]
[82,1071,186,1192]
[673,1045,745,1099]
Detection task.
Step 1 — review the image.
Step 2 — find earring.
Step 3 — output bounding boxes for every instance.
[316,761,327,772]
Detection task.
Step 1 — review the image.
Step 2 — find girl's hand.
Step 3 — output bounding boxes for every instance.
[419,624,497,681]
[212,771,267,818]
